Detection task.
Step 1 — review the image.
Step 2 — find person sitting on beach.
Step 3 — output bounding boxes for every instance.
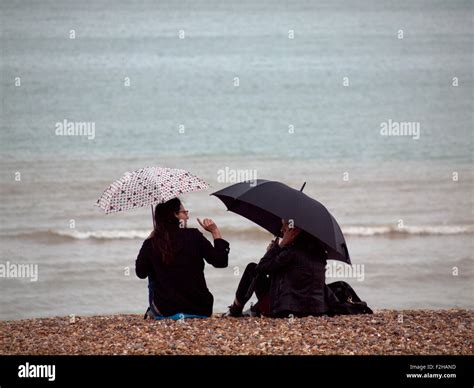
[223,219,328,318]
[136,198,230,318]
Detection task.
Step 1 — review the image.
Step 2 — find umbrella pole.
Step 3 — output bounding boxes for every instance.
[151,204,155,230]
[300,181,306,191]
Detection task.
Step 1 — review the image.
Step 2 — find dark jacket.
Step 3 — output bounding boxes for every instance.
[256,236,327,317]
[135,228,229,317]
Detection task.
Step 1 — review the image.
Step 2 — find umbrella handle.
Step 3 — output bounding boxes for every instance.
[270,235,280,249]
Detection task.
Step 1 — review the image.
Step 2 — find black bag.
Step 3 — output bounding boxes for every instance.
[325,281,373,316]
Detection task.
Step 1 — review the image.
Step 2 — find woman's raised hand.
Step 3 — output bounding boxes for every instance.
[279,227,301,247]
[197,218,222,239]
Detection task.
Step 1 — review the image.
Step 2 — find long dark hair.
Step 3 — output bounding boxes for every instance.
[151,198,181,265]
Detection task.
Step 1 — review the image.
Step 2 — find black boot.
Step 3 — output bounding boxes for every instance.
[242,302,261,317]
[221,303,243,317]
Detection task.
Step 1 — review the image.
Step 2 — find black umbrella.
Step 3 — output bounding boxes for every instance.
[212,179,350,264]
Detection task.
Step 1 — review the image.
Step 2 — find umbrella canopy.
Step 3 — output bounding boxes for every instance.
[212,179,350,264]
[96,167,209,214]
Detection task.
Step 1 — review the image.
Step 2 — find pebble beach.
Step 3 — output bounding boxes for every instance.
[1,310,472,356]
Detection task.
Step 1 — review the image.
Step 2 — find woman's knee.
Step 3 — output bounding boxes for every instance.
[244,262,258,273]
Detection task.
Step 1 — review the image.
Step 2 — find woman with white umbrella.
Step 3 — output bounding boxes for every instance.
[97,166,230,319]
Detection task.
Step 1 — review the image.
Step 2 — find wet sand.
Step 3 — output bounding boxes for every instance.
[1,309,472,355]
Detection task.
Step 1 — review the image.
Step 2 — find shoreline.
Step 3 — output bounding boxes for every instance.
[1,309,472,355]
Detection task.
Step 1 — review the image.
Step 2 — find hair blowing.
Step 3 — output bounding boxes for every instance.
[151,198,181,265]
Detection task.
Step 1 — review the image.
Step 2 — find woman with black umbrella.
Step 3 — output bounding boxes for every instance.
[224,219,328,318]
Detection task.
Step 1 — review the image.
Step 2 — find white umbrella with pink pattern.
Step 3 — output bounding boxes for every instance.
[96,167,210,216]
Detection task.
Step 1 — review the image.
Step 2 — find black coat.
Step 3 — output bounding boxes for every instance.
[256,239,328,317]
[135,228,230,317]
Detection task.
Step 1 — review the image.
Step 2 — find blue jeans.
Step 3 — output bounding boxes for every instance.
[146,277,206,320]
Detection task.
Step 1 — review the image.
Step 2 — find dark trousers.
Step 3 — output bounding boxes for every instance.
[148,277,155,307]
[235,263,271,313]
